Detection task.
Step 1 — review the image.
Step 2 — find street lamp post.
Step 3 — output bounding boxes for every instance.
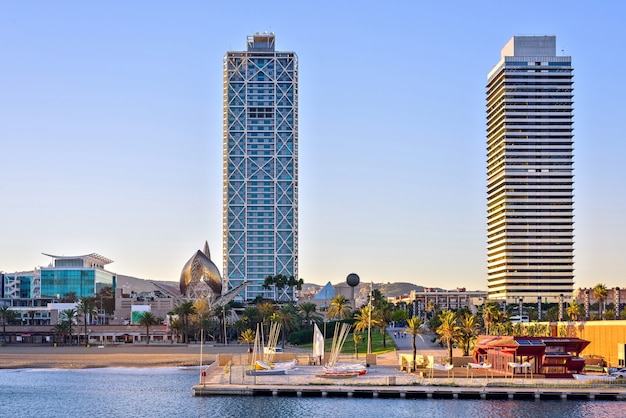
[367,282,373,355]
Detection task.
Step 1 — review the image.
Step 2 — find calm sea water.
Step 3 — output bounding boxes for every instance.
[0,368,624,418]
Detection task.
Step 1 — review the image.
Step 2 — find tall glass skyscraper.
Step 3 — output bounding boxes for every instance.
[486,36,574,304]
[223,33,298,301]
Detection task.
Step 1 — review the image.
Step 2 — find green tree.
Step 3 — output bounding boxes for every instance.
[603,308,616,320]
[353,333,363,359]
[570,302,583,321]
[593,283,608,319]
[404,316,426,372]
[298,302,321,328]
[425,300,436,319]
[370,288,386,309]
[77,298,98,347]
[481,301,502,335]
[326,295,352,320]
[213,303,234,344]
[0,306,17,344]
[96,286,115,318]
[545,306,559,322]
[136,311,161,344]
[457,312,480,356]
[173,301,196,344]
[193,298,212,319]
[60,309,77,345]
[391,308,409,326]
[241,306,261,329]
[353,305,384,354]
[238,328,256,353]
[273,303,300,348]
[167,313,181,343]
[428,309,443,333]
[436,309,460,364]
[256,301,276,342]
[262,274,303,302]
[377,300,394,348]
[287,275,304,296]
[52,321,71,345]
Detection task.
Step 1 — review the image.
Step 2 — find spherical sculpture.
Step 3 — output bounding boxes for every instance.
[180,241,223,299]
[346,273,360,288]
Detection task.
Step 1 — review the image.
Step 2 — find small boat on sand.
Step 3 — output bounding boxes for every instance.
[323,363,367,376]
[573,374,616,382]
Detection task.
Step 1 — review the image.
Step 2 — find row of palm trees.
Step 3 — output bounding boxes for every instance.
[161,299,322,347]
[401,309,482,370]
[50,298,100,346]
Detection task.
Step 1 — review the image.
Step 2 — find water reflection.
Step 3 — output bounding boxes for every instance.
[0,369,624,418]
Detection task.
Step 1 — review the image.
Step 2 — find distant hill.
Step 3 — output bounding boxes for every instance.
[115,276,440,301]
[116,275,180,296]
[302,281,436,300]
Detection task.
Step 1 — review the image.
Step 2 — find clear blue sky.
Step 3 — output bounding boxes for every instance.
[1,1,625,291]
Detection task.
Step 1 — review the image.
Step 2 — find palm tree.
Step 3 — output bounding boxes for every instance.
[298,302,321,328]
[567,300,583,321]
[241,306,261,329]
[256,301,276,341]
[0,306,16,345]
[353,333,363,359]
[77,298,98,347]
[353,305,383,354]
[238,328,256,353]
[274,304,300,348]
[377,301,393,348]
[404,316,426,372]
[215,303,236,344]
[284,275,304,302]
[436,309,460,364]
[193,298,211,319]
[457,312,480,356]
[173,301,196,343]
[593,283,608,319]
[136,311,161,344]
[52,321,71,345]
[425,300,436,319]
[168,314,182,343]
[481,301,501,335]
[60,309,77,345]
[326,295,352,320]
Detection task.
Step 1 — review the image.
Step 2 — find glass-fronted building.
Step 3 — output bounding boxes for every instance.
[40,253,116,299]
[2,270,40,299]
[486,36,574,303]
[223,33,299,301]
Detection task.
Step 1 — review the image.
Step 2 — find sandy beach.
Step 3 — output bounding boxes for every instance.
[0,344,241,369]
[0,329,442,371]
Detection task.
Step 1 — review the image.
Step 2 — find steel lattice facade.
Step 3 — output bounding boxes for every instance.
[486,36,574,303]
[223,33,298,301]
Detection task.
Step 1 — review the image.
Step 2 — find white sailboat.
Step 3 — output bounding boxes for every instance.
[247,322,296,376]
[321,323,366,377]
[312,323,324,364]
